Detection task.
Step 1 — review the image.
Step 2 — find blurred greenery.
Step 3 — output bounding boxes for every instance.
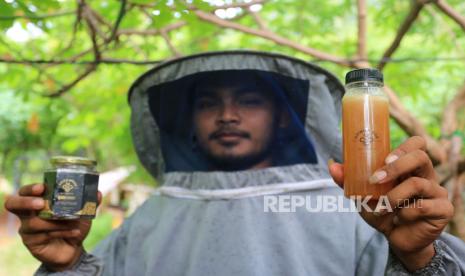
[0,236,39,276]
[84,212,114,250]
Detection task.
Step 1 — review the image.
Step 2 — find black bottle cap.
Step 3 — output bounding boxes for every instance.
[345,68,383,84]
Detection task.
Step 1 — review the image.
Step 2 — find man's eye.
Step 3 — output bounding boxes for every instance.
[238,97,264,106]
[195,99,217,109]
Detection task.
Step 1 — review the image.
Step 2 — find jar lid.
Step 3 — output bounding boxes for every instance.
[345,68,383,84]
[51,156,97,167]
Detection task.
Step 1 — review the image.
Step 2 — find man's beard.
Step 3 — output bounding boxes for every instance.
[200,141,275,171]
[197,128,278,171]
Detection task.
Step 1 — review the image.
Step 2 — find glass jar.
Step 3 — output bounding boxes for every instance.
[39,156,99,220]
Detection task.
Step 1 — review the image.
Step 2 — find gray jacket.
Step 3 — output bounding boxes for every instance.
[37,51,465,275]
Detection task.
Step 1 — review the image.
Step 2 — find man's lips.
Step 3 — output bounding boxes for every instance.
[217,135,242,143]
[217,133,242,138]
[209,130,250,141]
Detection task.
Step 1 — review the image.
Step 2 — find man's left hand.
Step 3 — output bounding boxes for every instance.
[328,136,454,272]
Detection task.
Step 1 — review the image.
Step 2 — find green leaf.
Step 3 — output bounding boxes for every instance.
[0,0,15,29]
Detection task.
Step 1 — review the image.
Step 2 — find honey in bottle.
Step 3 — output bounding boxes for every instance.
[342,69,393,199]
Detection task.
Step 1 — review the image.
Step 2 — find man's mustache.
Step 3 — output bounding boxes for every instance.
[209,127,251,140]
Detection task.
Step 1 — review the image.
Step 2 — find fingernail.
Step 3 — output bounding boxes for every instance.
[33,198,44,209]
[393,215,400,225]
[369,170,387,184]
[33,184,43,193]
[71,229,81,235]
[385,154,398,164]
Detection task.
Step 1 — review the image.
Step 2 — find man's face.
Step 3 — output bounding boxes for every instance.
[193,83,279,171]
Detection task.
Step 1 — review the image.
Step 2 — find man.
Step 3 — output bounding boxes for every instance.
[189,70,310,171]
[5,51,465,275]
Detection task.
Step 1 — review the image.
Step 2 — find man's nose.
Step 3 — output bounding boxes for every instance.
[217,103,240,124]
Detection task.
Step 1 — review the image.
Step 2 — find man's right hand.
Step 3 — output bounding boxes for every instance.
[4,183,100,272]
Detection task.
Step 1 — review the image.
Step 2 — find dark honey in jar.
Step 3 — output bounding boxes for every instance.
[39,156,99,220]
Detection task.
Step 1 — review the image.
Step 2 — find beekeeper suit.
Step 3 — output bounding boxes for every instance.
[37,51,465,275]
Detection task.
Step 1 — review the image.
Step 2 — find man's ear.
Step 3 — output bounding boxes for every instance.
[278,109,290,128]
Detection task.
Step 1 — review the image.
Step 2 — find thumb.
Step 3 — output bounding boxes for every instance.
[327,159,344,188]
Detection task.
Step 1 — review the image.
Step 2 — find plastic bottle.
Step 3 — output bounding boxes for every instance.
[342,68,393,199]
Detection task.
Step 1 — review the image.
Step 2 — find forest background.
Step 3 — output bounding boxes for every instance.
[0,0,464,274]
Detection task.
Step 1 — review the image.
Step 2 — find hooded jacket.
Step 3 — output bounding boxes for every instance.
[36,51,465,276]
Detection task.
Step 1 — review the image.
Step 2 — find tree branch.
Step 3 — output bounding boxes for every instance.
[160,30,182,57]
[82,10,101,61]
[0,37,64,90]
[107,0,127,42]
[89,7,112,28]
[437,156,465,184]
[384,84,447,164]
[65,42,106,63]
[41,0,102,98]
[377,1,425,70]
[441,80,465,136]
[79,0,107,40]
[193,10,351,66]
[357,0,368,60]
[35,66,64,88]
[248,10,269,31]
[50,5,83,62]
[45,64,97,98]
[444,132,465,240]
[0,57,163,65]
[449,171,465,241]
[440,80,465,159]
[434,0,465,31]
[424,5,463,53]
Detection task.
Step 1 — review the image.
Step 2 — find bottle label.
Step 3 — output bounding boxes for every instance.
[354,128,379,147]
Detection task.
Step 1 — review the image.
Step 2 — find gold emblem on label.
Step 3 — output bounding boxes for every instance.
[354,128,379,146]
[76,202,97,216]
[58,179,77,193]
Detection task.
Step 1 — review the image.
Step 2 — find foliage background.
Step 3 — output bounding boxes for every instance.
[0,0,464,182]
